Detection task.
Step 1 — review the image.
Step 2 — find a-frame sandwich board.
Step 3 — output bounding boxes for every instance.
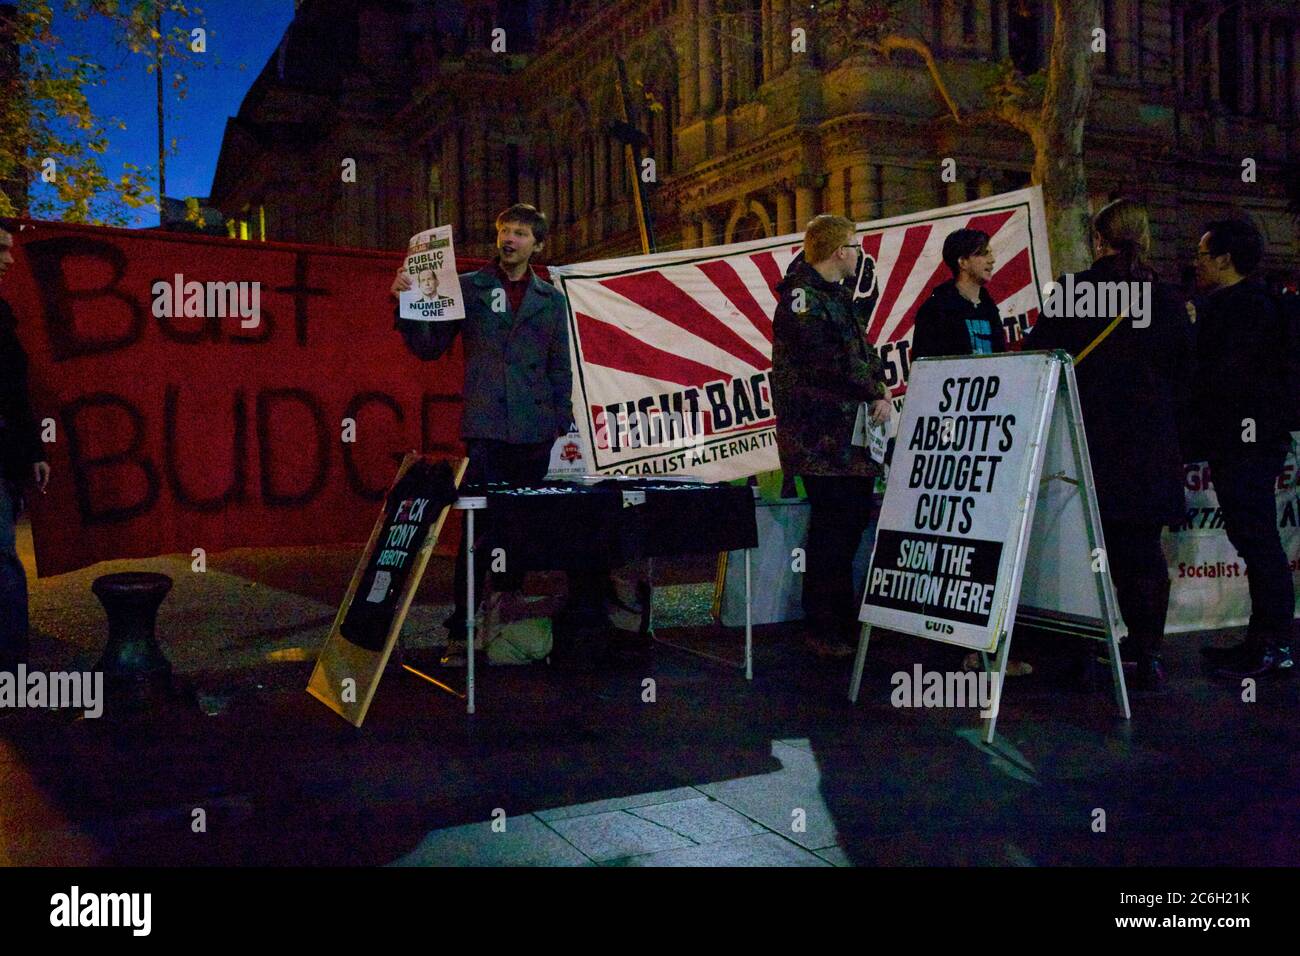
[308,454,469,727]
[848,351,1130,743]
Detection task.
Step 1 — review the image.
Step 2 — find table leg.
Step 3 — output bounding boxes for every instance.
[744,547,752,680]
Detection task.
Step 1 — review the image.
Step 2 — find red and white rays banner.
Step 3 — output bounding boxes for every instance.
[550,187,1052,482]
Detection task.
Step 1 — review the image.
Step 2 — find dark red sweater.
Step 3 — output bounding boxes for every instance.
[493,261,531,315]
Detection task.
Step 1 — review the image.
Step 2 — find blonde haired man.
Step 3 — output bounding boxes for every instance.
[772,215,891,658]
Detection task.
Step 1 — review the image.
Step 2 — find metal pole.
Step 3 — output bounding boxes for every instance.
[983,633,1011,744]
[848,624,872,703]
[614,56,656,254]
[466,507,475,714]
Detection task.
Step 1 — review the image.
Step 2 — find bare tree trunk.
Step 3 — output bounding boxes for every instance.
[1038,0,1099,275]
[155,5,165,206]
[879,0,1099,275]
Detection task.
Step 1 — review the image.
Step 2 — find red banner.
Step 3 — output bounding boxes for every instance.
[3,220,480,576]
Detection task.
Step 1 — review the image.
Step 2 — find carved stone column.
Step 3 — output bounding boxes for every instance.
[775,187,793,235]
[681,218,701,249]
[699,0,718,114]
[682,8,700,117]
[793,174,819,232]
[773,0,790,75]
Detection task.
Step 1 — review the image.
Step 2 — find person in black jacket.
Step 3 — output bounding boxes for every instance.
[1025,199,1193,689]
[0,219,51,672]
[911,228,1009,360]
[1190,218,1295,678]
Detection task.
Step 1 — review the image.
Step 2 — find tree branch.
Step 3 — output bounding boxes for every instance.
[871,34,965,125]
[992,100,1039,137]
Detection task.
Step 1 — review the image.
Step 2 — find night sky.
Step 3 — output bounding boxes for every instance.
[28,1,295,226]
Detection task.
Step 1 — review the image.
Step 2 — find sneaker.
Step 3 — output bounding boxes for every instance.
[1210,645,1293,680]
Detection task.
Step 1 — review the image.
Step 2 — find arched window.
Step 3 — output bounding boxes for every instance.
[1218,9,1241,111]
[1009,0,1043,74]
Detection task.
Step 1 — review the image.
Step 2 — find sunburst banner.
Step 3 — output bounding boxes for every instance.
[550,187,1052,481]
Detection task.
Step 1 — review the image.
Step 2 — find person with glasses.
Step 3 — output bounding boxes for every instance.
[1190,218,1295,679]
[772,215,892,659]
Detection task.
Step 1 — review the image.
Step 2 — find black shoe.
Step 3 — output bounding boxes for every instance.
[1210,645,1293,680]
[1132,656,1167,691]
[548,613,612,670]
[443,610,468,646]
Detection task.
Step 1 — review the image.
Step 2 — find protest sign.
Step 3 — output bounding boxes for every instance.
[550,187,1051,482]
[852,352,1129,742]
[308,454,466,727]
[1164,439,1300,631]
[3,219,472,576]
[398,225,464,321]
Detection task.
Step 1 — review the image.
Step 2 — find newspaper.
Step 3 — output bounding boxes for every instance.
[398,225,464,321]
[852,402,889,464]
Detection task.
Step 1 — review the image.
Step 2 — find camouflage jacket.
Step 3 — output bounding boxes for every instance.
[771,259,888,478]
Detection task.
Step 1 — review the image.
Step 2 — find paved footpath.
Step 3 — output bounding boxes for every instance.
[3,520,1297,866]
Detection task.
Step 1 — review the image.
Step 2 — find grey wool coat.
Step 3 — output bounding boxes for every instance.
[396,262,574,444]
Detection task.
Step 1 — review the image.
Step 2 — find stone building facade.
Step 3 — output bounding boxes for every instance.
[210,0,1300,280]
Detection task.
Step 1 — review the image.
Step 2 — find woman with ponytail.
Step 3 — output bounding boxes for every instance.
[1025,199,1194,689]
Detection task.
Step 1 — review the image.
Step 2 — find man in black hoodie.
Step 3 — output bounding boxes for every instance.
[0,219,51,672]
[1191,218,1295,678]
[911,228,1008,360]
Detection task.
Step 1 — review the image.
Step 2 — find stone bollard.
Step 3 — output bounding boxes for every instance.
[92,572,174,688]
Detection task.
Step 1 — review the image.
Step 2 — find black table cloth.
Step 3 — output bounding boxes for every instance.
[468,479,758,571]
